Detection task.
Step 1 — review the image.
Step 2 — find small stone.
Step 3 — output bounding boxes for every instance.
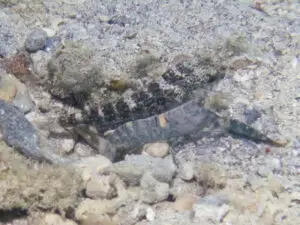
[59,138,75,154]
[146,207,155,221]
[194,162,227,189]
[267,175,285,194]
[0,73,34,113]
[75,199,120,225]
[140,172,170,204]
[43,213,77,225]
[246,175,265,191]
[3,52,31,78]
[42,28,56,37]
[257,166,273,177]
[98,15,111,22]
[25,28,48,52]
[173,194,199,212]
[193,195,230,222]
[30,51,52,80]
[142,142,169,158]
[197,195,229,207]
[85,175,117,199]
[73,142,94,158]
[267,158,282,171]
[170,177,204,198]
[178,162,194,181]
[103,155,176,186]
[0,99,42,160]
[0,81,17,102]
[71,155,112,182]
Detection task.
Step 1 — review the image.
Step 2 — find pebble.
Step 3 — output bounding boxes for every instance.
[30,51,52,80]
[140,172,170,204]
[42,213,77,225]
[0,73,34,113]
[178,162,194,181]
[75,199,118,225]
[0,99,42,160]
[267,157,282,171]
[193,195,230,222]
[197,194,229,207]
[246,175,266,191]
[173,194,199,212]
[85,175,117,199]
[71,155,112,182]
[194,162,227,189]
[73,142,95,158]
[146,207,156,221]
[0,80,17,102]
[25,28,48,52]
[103,154,176,186]
[257,166,273,177]
[59,138,75,154]
[142,142,170,158]
[170,177,204,198]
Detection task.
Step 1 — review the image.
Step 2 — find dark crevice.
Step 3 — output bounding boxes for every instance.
[0,209,28,223]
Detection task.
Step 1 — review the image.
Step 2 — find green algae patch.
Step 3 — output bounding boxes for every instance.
[0,141,83,213]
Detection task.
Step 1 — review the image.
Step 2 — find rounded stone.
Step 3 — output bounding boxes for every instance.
[142,142,170,158]
[25,28,48,52]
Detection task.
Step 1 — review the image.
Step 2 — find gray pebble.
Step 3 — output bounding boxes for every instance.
[25,29,48,52]
[197,194,229,207]
[103,154,177,186]
[0,100,42,160]
[257,166,273,177]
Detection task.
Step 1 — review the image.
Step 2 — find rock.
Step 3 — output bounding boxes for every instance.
[266,157,282,171]
[75,198,124,224]
[75,124,116,161]
[3,52,31,81]
[197,194,229,207]
[0,99,42,160]
[257,166,273,177]
[140,172,170,204]
[142,142,170,158]
[173,194,199,212]
[177,162,194,181]
[25,28,48,52]
[0,12,22,57]
[267,175,285,194]
[193,195,230,222]
[146,207,156,221]
[85,175,117,199]
[71,155,112,182]
[170,177,204,198]
[42,213,77,225]
[194,162,227,189]
[30,51,52,81]
[0,76,17,102]
[246,175,266,191]
[73,142,95,158]
[59,138,75,154]
[0,73,34,113]
[103,155,176,186]
[115,201,148,225]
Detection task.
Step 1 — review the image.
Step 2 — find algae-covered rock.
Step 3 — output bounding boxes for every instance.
[47,41,104,100]
[0,141,83,212]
